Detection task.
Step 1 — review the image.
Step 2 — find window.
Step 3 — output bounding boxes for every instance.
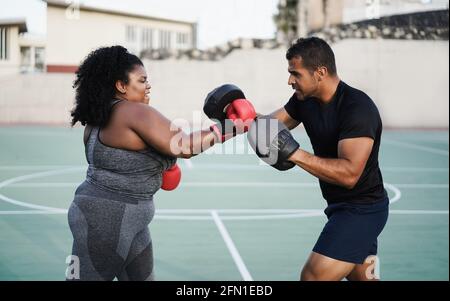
[141,28,153,49]
[159,30,172,49]
[176,32,190,48]
[35,47,45,71]
[20,47,31,67]
[126,25,137,43]
[0,27,8,60]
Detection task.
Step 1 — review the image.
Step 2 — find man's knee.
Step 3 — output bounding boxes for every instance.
[300,264,319,281]
[300,252,356,281]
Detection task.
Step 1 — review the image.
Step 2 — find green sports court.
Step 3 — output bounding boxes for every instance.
[0,126,447,281]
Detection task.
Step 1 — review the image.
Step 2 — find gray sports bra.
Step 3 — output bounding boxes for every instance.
[83,100,176,199]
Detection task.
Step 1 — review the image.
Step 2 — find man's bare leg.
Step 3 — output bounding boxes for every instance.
[346,255,380,281]
[300,252,355,281]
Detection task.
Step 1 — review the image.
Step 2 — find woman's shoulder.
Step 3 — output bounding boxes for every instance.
[108,101,166,136]
[115,101,166,128]
[113,100,154,115]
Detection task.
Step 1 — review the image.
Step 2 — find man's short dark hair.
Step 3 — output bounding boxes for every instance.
[286,37,337,76]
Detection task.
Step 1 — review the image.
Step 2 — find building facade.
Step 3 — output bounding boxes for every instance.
[45,0,197,72]
[297,0,449,36]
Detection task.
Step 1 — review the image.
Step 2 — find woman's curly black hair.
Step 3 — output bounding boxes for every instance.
[71,45,143,127]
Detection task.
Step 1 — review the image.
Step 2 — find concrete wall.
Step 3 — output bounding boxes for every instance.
[0,39,448,128]
[143,39,450,128]
[0,73,74,124]
[333,39,449,128]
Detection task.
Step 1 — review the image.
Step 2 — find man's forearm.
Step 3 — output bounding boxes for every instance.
[289,148,358,189]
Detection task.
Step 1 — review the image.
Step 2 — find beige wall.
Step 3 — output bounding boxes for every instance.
[0,26,21,77]
[46,6,194,66]
[145,40,449,128]
[334,39,449,128]
[1,40,448,128]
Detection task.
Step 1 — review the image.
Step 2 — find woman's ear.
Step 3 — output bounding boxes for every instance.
[115,80,127,94]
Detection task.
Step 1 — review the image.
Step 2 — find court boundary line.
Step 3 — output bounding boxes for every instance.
[211,210,253,281]
[383,138,449,156]
[0,167,83,212]
[0,167,399,212]
[0,164,449,173]
[1,167,449,220]
[4,182,449,189]
[0,209,448,217]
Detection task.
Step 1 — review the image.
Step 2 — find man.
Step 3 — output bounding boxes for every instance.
[248,37,389,281]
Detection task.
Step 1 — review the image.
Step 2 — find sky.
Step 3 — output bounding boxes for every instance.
[0,0,280,49]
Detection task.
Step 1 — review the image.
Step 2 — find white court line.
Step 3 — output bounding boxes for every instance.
[0,165,82,171]
[0,210,67,215]
[389,210,449,215]
[0,166,403,215]
[156,215,212,220]
[158,209,322,213]
[211,210,253,281]
[0,209,447,217]
[0,167,83,212]
[4,182,319,188]
[7,183,79,188]
[0,194,67,212]
[385,183,401,204]
[382,167,449,172]
[184,159,194,169]
[394,184,449,189]
[160,209,449,220]
[0,167,83,189]
[186,182,317,187]
[219,212,325,220]
[0,164,448,172]
[0,130,74,136]
[7,182,449,189]
[0,167,446,219]
[156,211,326,220]
[0,168,398,213]
[383,138,449,156]
[387,136,449,143]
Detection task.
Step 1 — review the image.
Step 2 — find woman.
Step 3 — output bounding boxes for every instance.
[67,45,254,281]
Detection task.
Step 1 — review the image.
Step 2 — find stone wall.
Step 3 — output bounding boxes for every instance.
[139,10,449,62]
[310,9,449,43]
[140,38,282,61]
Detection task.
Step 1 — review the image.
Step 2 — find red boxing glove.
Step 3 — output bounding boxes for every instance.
[161,164,181,191]
[210,98,257,143]
[225,99,256,133]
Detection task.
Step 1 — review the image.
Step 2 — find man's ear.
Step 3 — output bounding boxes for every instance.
[115,80,127,94]
[316,66,328,81]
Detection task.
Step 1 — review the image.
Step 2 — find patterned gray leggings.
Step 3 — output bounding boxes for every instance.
[66,186,155,281]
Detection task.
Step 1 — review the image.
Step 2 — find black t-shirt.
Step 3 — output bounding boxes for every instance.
[284,81,387,204]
